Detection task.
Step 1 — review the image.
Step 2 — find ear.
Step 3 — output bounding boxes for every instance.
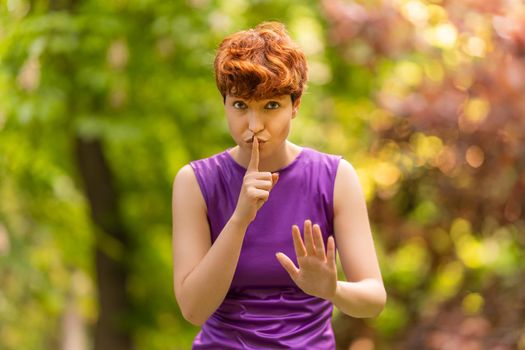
[291,97,301,119]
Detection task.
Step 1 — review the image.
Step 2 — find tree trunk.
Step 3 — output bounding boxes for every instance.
[75,137,132,350]
[47,0,134,344]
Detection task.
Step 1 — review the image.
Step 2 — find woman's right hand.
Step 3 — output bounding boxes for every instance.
[233,137,279,225]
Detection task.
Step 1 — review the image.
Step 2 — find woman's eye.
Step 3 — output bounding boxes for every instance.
[233,101,246,109]
[266,102,280,109]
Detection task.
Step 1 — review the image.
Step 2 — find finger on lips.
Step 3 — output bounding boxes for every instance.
[248,136,259,172]
[247,136,279,188]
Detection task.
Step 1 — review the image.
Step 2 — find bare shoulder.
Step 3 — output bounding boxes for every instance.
[175,163,194,179]
[173,164,206,212]
[173,164,197,189]
[335,157,358,179]
[333,158,363,215]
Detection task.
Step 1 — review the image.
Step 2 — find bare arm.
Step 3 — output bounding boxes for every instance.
[172,137,278,326]
[172,166,249,325]
[329,159,387,318]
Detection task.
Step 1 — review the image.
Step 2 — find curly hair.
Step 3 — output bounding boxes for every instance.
[214,21,308,103]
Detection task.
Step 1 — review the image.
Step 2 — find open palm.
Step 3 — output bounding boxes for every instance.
[276,220,337,300]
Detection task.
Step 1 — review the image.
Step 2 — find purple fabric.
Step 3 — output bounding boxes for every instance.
[189,146,342,349]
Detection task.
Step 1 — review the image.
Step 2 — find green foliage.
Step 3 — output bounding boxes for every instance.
[1,0,524,349]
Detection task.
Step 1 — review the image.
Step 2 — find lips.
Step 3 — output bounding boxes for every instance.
[246,137,267,144]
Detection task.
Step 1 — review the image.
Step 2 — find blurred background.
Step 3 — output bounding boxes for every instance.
[1,0,524,349]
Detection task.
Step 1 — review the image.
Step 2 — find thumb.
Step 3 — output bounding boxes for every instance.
[271,172,279,188]
[275,252,299,280]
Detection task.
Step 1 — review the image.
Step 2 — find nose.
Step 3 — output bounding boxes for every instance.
[248,111,264,134]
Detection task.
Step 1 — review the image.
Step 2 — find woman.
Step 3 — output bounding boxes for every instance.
[172,21,386,349]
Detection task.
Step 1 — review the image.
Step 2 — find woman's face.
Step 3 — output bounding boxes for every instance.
[224,94,300,155]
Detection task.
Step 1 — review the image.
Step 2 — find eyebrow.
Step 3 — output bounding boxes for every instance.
[223,95,292,104]
[232,98,282,103]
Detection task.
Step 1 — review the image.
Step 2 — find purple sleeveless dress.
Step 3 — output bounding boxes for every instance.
[189,146,342,349]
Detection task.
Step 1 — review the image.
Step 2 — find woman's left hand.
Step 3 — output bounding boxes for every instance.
[275,219,338,300]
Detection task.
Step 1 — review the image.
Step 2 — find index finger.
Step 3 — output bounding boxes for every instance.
[247,136,259,172]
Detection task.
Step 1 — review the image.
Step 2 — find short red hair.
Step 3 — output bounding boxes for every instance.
[214,21,308,102]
